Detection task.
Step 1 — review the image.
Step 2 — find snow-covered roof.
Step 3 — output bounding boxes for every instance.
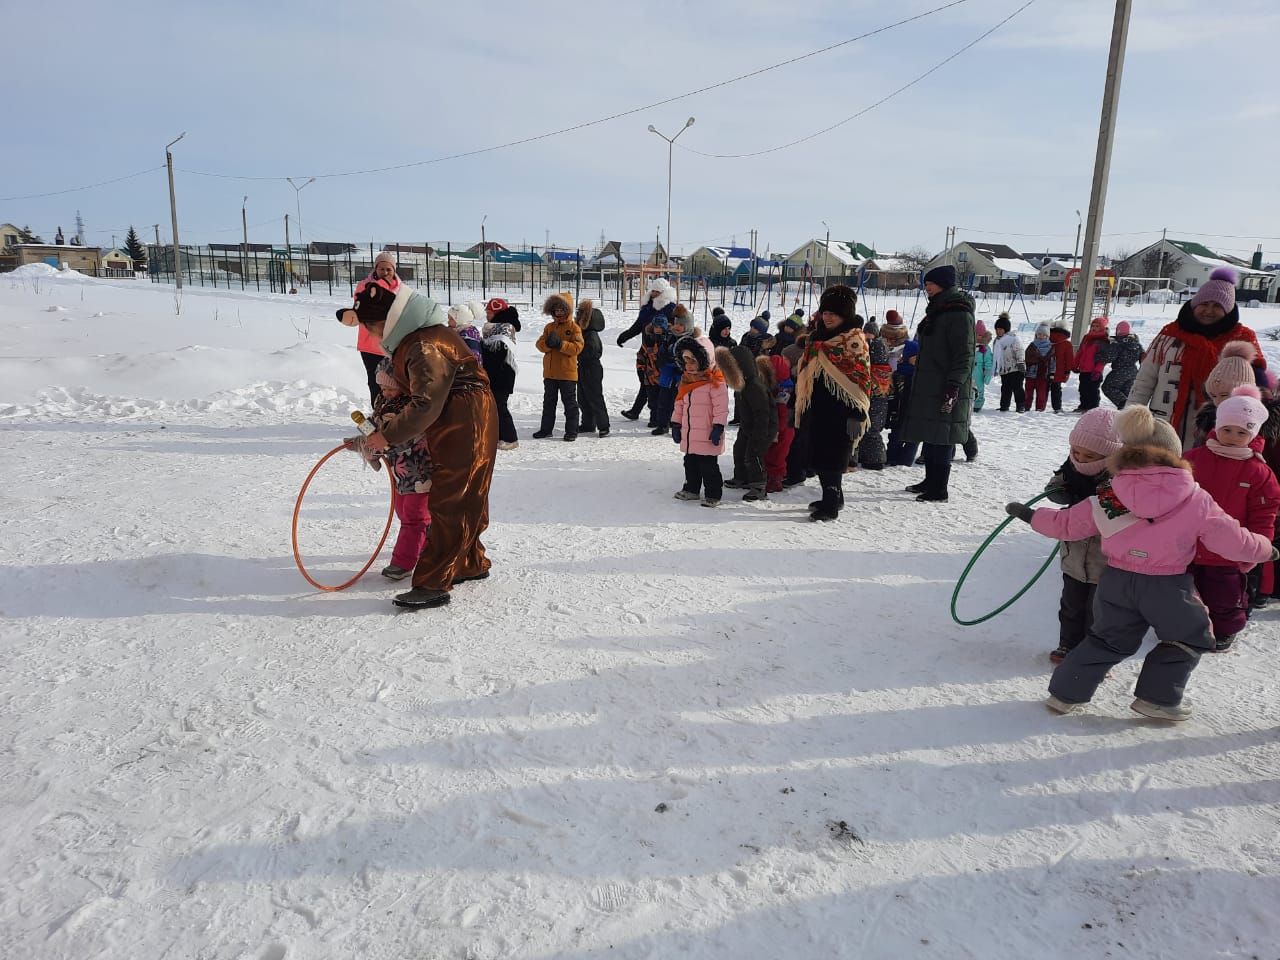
[702,246,752,261]
[864,257,918,273]
[990,257,1040,277]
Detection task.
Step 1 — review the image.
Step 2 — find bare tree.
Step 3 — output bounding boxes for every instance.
[1139,248,1182,281]
[896,245,933,272]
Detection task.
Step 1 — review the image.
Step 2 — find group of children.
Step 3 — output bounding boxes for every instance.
[987,312,1145,414]
[351,267,1279,725]
[1006,335,1280,720]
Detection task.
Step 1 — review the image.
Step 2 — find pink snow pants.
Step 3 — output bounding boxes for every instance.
[390,490,432,571]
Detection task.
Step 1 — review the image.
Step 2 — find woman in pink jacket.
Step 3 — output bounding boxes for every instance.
[1005,405,1275,721]
[337,250,396,403]
[670,335,729,508]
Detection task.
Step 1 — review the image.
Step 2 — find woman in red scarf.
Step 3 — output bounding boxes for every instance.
[1129,267,1264,450]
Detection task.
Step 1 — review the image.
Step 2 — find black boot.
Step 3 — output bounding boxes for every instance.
[917,460,950,502]
[810,473,842,521]
[962,432,978,462]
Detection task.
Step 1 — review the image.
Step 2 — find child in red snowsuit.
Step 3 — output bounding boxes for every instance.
[370,360,433,580]
[762,354,795,492]
[1183,385,1280,651]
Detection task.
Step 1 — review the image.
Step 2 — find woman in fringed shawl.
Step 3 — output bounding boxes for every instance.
[794,284,873,522]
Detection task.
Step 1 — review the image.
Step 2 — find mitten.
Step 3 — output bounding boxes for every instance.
[670,423,682,444]
[546,332,563,349]
[709,424,725,445]
[1005,502,1034,523]
[616,335,626,347]
[940,384,960,414]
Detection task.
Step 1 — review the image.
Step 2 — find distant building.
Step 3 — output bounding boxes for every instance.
[783,239,875,281]
[2,242,102,274]
[591,241,668,267]
[925,241,1039,292]
[1113,238,1275,301]
[684,245,753,278]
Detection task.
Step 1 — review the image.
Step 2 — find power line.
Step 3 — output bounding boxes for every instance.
[0,166,164,203]
[679,0,1036,160]
[177,0,971,182]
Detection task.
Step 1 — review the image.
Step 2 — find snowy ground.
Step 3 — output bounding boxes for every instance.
[2,268,1279,960]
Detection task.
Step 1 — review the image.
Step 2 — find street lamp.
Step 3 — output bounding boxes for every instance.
[480,214,488,296]
[286,176,315,288]
[165,132,185,290]
[647,116,695,262]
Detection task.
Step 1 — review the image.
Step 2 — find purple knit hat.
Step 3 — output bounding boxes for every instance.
[1216,384,1267,440]
[1069,408,1122,458]
[1191,266,1238,313]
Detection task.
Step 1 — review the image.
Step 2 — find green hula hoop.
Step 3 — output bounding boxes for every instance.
[951,490,1061,627]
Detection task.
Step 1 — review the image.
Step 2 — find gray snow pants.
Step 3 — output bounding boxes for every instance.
[1049,568,1212,707]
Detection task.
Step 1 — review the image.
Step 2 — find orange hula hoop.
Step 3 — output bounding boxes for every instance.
[292,443,396,592]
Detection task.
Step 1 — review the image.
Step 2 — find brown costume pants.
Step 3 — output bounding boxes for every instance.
[411,386,499,591]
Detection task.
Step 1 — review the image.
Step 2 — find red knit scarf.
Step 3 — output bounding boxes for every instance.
[1157,321,1259,433]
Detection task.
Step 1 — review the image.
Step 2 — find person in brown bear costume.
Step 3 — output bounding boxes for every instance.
[341,279,498,609]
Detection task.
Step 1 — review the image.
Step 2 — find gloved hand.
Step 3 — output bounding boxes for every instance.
[940,384,960,414]
[671,423,682,444]
[709,424,725,445]
[616,335,626,347]
[546,332,563,349]
[1270,546,1280,562]
[1005,502,1034,523]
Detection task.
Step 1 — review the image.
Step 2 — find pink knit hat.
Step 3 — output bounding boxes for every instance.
[1206,341,1257,396]
[1191,266,1238,313]
[975,319,988,338]
[1216,384,1267,439]
[1115,321,1131,336]
[1069,408,1122,457]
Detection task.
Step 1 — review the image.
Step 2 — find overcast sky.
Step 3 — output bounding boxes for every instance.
[4,0,1277,261]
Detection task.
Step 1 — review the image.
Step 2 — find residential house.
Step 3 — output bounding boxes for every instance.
[684,245,752,279]
[783,239,875,282]
[924,241,1039,292]
[100,246,134,276]
[859,255,921,289]
[1114,238,1274,300]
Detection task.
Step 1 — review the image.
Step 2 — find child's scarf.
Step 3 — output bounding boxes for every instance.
[675,367,724,404]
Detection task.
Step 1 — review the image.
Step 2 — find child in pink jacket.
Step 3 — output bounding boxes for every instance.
[1184,385,1280,651]
[670,335,729,507]
[1005,405,1275,721]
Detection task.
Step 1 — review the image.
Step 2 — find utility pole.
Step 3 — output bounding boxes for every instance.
[1154,226,1167,290]
[1072,0,1133,342]
[241,196,249,278]
[165,132,185,290]
[480,215,488,297]
[821,221,831,292]
[284,214,292,291]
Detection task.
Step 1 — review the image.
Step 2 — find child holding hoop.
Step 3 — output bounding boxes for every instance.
[1007,405,1275,721]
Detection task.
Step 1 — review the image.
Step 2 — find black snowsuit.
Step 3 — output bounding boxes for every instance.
[720,345,777,495]
[576,307,610,434]
[1100,334,1143,409]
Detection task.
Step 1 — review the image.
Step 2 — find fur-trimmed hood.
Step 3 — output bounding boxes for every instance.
[674,334,714,372]
[716,345,757,391]
[543,293,573,318]
[1108,444,1190,475]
